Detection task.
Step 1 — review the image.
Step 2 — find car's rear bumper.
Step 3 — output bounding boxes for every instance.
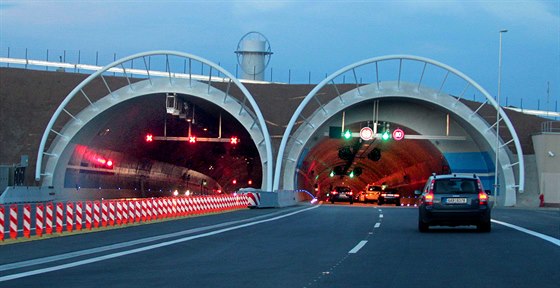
[420,207,491,226]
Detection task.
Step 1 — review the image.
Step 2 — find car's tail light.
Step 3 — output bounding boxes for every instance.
[479,191,488,205]
[381,193,386,197]
[348,192,353,195]
[332,191,338,195]
[424,179,435,205]
[394,194,400,197]
[424,192,434,205]
[476,179,488,205]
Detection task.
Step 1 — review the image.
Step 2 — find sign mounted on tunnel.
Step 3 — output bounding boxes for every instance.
[392,128,405,141]
[360,127,374,141]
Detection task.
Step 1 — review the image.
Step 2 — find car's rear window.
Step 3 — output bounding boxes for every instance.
[433,179,478,194]
[335,186,351,192]
[368,186,382,191]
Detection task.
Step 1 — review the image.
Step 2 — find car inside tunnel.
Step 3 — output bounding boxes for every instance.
[62,93,262,197]
[297,121,449,204]
[289,97,498,205]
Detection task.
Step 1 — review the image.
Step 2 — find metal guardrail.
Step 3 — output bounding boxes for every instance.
[541,121,560,133]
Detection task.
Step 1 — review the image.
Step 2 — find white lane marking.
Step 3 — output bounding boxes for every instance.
[0,205,320,282]
[491,219,560,247]
[379,214,383,218]
[349,240,368,254]
[374,222,381,228]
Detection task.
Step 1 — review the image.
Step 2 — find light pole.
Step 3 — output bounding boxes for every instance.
[494,29,507,204]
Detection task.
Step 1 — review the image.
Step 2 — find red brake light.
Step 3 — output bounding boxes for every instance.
[424,179,435,205]
[424,192,434,205]
[479,191,488,205]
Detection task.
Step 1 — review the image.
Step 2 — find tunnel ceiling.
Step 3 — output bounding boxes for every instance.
[300,121,447,196]
[81,93,261,189]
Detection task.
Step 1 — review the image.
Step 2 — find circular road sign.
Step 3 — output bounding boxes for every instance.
[393,128,405,141]
[360,127,374,140]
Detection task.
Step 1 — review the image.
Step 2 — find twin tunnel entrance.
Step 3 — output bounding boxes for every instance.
[36,52,524,206]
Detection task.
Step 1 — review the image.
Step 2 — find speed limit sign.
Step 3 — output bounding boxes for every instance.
[360,127,374,140]
[392,128,405,141]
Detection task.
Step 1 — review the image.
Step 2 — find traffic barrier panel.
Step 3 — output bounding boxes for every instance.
[56,202,63,234]
[93,201,100,228]
[109,201,115,226]
[9,204,17,240]
[141,200,147,222]
[135,201,141,222]
[23,204,31,238]
[117,200,123,225]
[102,201,108,227]
[128,201,135,224]
[0,205,4,241]
[148,199,154,221]
[46,202,54,235]
[157,199,163,219]
[66,201,74,233]
[35,203,44,237]
[76,202,83,231]
[85,201,93,230]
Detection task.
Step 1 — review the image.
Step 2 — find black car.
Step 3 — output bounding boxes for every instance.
[415,174,491,232]
[329,186,354,204]
[378,188,400,206]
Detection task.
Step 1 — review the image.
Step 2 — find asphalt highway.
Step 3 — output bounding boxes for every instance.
[1,203,558,288]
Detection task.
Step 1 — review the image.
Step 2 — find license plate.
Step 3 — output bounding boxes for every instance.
[446,198,467,204]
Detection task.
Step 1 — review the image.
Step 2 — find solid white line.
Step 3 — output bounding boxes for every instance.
[491,219,560,247]
[349,240,368,254]
[0,205,320,282]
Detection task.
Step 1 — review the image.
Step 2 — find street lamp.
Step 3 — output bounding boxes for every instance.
[494,29,508,204]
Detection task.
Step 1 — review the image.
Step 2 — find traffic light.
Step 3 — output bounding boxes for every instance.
[382,130,391,141]
[145,134,153,142]
[329,171,335,177]
[349,170,355,178]
[343,130,352,140]
[188,136,196,143]
[230,136,239,144]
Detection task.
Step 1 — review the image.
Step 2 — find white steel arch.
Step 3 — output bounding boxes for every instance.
[273,55,524,206]
[36,51,274,192]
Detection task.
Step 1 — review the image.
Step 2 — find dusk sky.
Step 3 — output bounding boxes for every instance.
[1,0,559,111]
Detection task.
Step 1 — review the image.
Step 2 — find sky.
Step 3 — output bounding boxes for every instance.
[1,0,559,111]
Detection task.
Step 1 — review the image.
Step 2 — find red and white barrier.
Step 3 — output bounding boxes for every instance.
[85,201,93,230]
[0,205,5,241]
[3,195,249,241]
[117,200,123,225]
[93,201,101,228]
[102,201,108,227]
[23,204,31,238]
[56,203,63,234]
[135,201,141,222]
[36,203,44,237]
[109,201,116,226]
[128,201,135,223]
[66,202,74,233]
[46,202,54,235]
[9,204,17,239]
[76,202,83,231]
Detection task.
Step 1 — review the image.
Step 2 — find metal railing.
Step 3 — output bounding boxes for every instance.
[541,121,560,133]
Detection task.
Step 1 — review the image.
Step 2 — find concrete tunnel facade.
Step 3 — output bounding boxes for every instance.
[31,52,523,206]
